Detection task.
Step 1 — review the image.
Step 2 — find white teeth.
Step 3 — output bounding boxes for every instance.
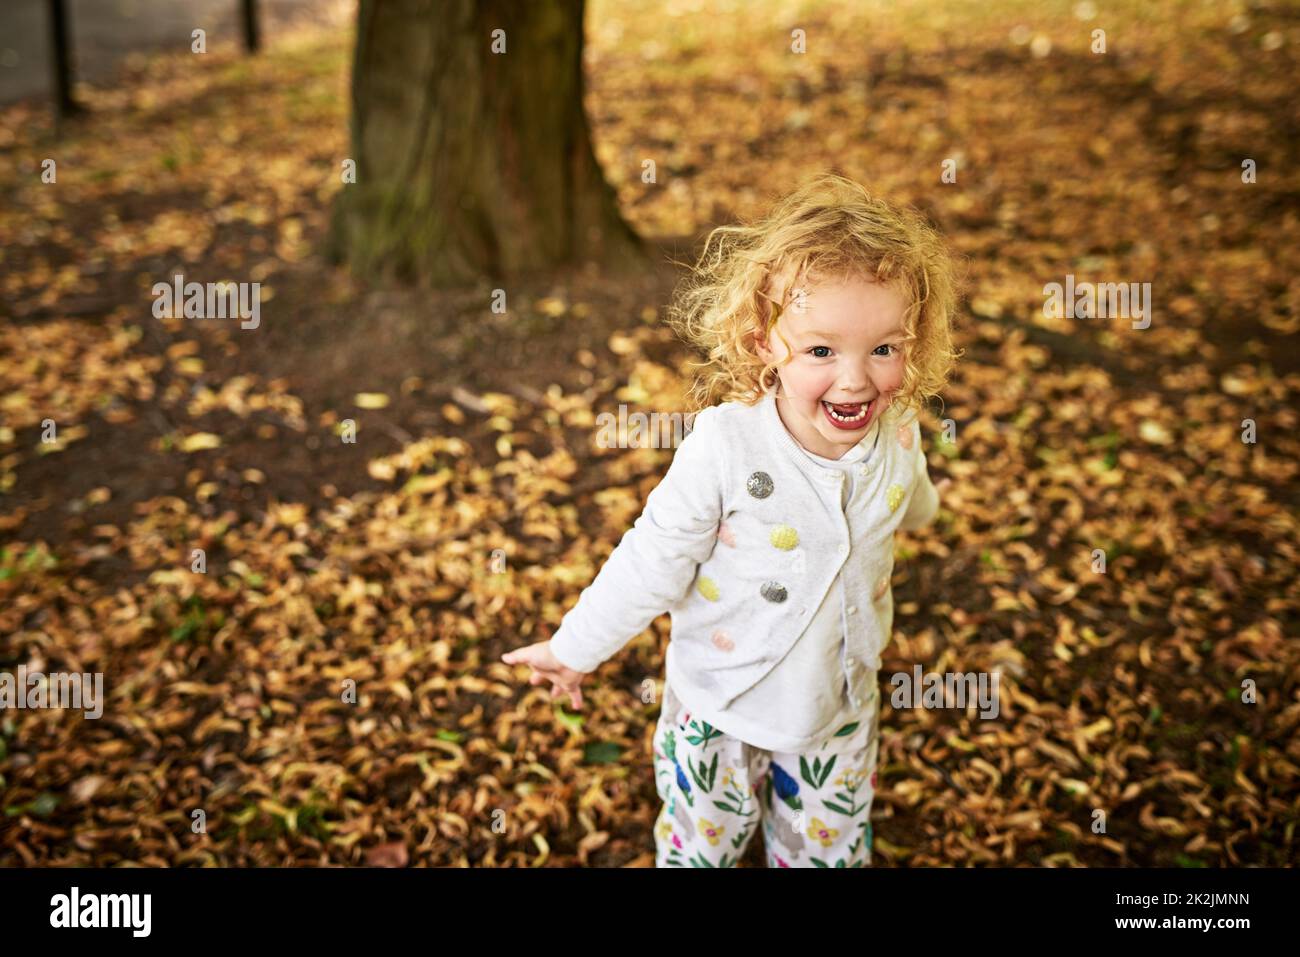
[823,400,869,423]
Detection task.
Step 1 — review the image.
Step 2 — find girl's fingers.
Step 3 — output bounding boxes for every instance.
[504,643,546,666]
[543,681,581,709]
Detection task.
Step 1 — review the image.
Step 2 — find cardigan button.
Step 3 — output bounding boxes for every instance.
[746,471,774,498]
[847,605,858,615]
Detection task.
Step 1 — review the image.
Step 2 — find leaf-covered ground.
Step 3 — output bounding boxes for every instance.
[0,0,1297,866]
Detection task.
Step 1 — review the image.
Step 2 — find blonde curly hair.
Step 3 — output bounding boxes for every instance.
[666,170,964,417]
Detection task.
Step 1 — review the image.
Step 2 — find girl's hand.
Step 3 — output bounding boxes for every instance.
[935,477,953,497]
[501,640,589,710]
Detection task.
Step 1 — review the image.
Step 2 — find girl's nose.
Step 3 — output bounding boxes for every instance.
[837,359,871,393]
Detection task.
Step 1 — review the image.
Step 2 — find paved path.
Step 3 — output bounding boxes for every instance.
[0,0,350,105]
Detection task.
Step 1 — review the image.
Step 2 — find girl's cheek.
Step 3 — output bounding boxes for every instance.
[789,365,836,401]
[877,359,905,393]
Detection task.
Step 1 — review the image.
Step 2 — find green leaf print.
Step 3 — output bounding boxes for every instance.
[823,772,870,818]
[850,819,868,848]
[685,718,724,749]
[846,821,872,864]
[729,823,756,850]
[800,753,837,790]
[663,729,678,763]
[713,783,757,818]
[688,750,719,793]
[834,722,860,737]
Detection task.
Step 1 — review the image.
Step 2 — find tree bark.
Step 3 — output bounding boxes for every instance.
[48,0,79,122]
[241,0,261,54]
[330,0,647,287]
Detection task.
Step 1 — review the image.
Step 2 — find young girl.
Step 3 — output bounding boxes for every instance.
[502,171,960,867]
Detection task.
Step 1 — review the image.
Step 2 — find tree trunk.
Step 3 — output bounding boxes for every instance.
[330,0,647,287]
[48,0,79,122]
[241,0,261,54]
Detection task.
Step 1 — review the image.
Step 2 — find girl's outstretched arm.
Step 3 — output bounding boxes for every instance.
[544,406,727,674]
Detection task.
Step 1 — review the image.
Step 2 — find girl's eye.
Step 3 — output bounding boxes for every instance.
[809,346,832,358]
[873,344,898,357]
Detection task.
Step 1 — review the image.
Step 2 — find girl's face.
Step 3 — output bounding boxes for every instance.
[755,275,909,460]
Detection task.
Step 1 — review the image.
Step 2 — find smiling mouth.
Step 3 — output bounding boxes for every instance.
[821,398,874,428]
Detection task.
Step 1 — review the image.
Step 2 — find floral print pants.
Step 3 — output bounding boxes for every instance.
[652,680,880,868]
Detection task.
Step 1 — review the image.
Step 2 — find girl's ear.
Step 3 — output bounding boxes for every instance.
[754,324,780,363]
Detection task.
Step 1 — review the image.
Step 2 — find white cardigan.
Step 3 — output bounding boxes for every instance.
[549,390,940,716]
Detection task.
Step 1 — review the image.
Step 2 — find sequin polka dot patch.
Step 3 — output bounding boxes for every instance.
[717,521,736,547]
[711,630,735,651]
[746,471,774,499]
[769,525,798,550]
[886,483,905,512]
[896,424,913,450]
[760,581,788,603]
[697,576,720,601]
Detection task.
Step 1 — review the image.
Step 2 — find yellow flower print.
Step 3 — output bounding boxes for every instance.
[835,768,867,788]
[886,484,905,512]
[697,576,720,601]
[769,524,799,550]
[656,817,673,841]
[698,818,725,845]
[807,817,838,848]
